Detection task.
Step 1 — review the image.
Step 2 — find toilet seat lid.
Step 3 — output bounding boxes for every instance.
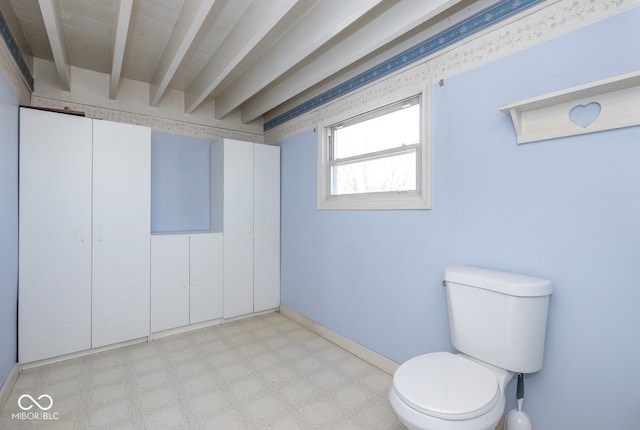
[392,352,500,420]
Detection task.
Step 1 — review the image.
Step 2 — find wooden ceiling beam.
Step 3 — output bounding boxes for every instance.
[38,0,70,91]
[184,0,300,114]
[150,0,217,107]
[241,0,462,124]
[109,0,133,99]
[213,0,385,120]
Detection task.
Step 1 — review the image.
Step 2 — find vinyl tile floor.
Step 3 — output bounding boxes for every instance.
[0,311,405,429]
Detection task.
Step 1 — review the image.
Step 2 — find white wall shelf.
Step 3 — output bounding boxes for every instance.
[499,70,640,144]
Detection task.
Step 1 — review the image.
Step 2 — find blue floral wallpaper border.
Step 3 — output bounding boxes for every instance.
[0,11,34,92]
[264,0,544,132]
[0,1,544,124]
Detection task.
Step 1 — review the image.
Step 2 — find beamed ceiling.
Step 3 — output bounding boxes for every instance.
[1,0,510,127]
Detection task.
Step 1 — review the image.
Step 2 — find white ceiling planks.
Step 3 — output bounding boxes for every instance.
[240,0,462,124]
[8,0,49,60]
[121,0,184,84]
[62,0,115,73]
[183,0,301,115]
[3,0,498,126]
[166,0,253,92]
[212,0,386,120]
[149,0,216,106]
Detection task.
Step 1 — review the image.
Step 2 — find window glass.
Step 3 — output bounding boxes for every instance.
[317,89,430,210]
[332,98,420,160]
[331,151,416,195]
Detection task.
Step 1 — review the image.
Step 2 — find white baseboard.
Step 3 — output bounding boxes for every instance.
[20,337,148,370]
[150,309,279,340]
[279,305,399,375]
[20,311,280,369]
[150,318,223,340]
[0,363,20,412]
[223,308,280,324]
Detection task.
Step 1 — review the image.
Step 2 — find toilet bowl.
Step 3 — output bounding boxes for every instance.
[388,266,552,430]
[389,352,513,430]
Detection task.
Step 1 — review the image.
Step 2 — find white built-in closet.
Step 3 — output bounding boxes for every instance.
[18,108,281,365]
[150,138,280,332]
[213,139,281,319]
[18,107,151,363]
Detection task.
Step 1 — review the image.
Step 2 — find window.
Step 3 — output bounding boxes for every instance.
[317,90,431,210]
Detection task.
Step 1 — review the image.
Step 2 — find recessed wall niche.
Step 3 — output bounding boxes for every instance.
[150,131,218,234]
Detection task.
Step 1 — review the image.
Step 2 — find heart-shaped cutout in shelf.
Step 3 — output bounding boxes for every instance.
[500,71,640,143]
[569,102,601,128]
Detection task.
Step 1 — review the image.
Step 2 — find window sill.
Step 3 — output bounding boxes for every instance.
[317,191,430,210]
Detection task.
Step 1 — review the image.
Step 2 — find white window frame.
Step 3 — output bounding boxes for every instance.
[317,86,431,210]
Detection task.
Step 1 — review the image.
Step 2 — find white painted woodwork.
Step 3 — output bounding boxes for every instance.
[190,233,224,324]
[19,108,153,363]
[18,108,93,363]
[280,305,400,375]
[262,0,496,122]
[154,139,278,320]
[316,86,431,210]
[210,142,224,233]
[8,0,525,130]
[31,59,263,138]
[223,140,255,318]
[499,70,640,144]
[91,120,151,348]
[220,139,280,318]
[150,0,216,106]
[169,0,253,91]
[253,144,281,312]
[241,0,460,123]
[110,0,133,99]
[184,0,299,114]
[120,0,185,83]
[151,233,223,332]
[214,0,385,119]
[38,0,70,90]
[151,235,190,332]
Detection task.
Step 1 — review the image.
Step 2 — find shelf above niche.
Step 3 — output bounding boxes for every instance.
[499,70,640,144]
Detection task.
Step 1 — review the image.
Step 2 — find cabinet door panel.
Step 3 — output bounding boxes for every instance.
[223,140,254,318]
[190,233,223,324]
[151,235,189,332]
[92,121,151,347]
[18,108,93,363]
[253,144,281,312]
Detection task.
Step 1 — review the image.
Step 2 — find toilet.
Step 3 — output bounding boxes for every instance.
[389,266,552,430]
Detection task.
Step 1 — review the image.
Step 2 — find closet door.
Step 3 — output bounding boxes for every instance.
[223,140,254,318]
[18,108,93,363]
[92,121,151,347]
[151,235,189,332]
[253,144,280,312]
[190,233,223,324]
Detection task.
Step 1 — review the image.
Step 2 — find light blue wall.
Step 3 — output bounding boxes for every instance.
[0,71,19,386]
[151,131,213,233]
[280,9,640,429]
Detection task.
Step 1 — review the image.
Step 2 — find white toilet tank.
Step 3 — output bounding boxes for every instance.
[444,266,552,373]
